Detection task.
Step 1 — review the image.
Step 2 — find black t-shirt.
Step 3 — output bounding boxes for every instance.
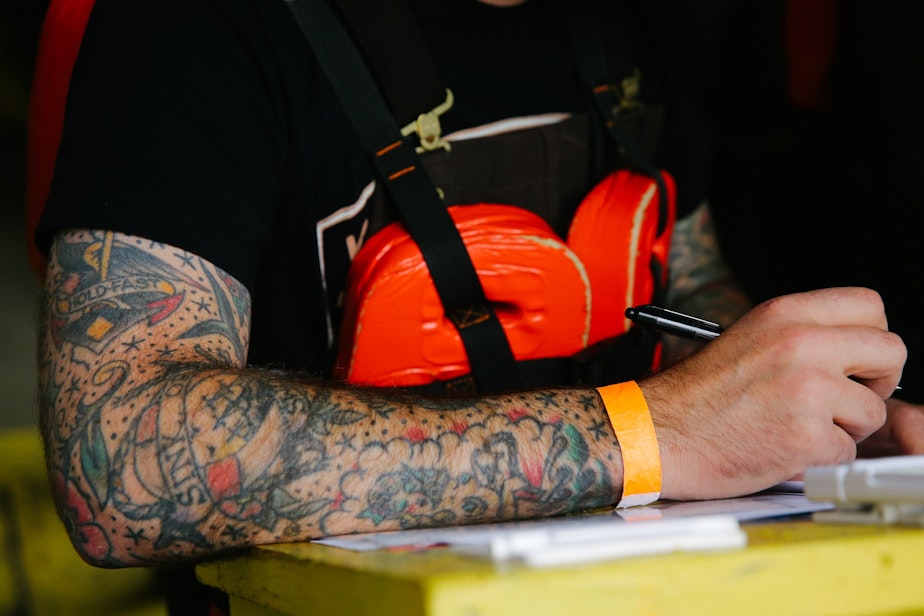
[37,0,707,374]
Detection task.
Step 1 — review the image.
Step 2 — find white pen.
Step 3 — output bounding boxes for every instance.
[449,515,746,566]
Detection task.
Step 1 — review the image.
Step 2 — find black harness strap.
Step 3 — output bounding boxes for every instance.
[566,1,672,306]
[333,0,446,129]
[566,1,671,237]
[286,0,521,393]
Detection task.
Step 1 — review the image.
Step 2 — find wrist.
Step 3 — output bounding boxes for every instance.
[596,381,661,507]
[635,375,703,501]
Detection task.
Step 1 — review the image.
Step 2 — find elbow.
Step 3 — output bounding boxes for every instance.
[41,415,127,567]
[67,524,128,569]
[44,426,146,568]
[41,391,159,567]
[49,470,131,568]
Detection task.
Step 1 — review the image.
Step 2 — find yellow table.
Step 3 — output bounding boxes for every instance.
[197,519,924,616]
[0,428,165,615]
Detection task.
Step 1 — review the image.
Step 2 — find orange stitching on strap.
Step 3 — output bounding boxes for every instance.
[376,141,402,157]
[388,166,415,181]
[449,305,491,329]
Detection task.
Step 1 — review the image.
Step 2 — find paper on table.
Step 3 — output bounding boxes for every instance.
[314,486,833,553]
[617,488,832,522]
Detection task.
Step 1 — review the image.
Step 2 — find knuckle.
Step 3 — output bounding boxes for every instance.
[885,331,908,363]
[756,294,795,321]
[773,323,821,363]
[860,396,888,435]
[837,437,858,464]
[856,287,884,309]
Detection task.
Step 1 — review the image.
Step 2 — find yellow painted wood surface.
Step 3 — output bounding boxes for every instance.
[0,428,166,615]
[198,517,924,616]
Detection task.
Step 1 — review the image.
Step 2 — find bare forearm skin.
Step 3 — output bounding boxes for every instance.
[39,231,622,567]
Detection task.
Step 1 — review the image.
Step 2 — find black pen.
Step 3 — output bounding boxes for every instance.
[626,305,904,392]
[625,305,724,341]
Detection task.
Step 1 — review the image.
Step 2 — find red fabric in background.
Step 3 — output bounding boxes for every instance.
[25,0,96,278]
[784,0,839,110]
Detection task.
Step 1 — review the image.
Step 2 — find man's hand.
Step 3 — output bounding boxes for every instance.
[857,398,924,457]
[640,287,907,500]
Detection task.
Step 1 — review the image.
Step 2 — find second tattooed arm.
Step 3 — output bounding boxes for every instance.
[39,230,625,567]
[661,202,751,364]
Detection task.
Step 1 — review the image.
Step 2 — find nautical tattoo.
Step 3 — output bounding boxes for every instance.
[39,230,620,566]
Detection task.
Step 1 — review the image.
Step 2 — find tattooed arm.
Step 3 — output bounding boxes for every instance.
[38,230,624,567]
[38,230,907,568]
[661,201,751,364]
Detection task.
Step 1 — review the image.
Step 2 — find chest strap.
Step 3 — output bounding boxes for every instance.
[286,0,522,394]
[333,0,453,153]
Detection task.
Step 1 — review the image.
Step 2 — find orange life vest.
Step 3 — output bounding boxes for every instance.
[334,168,675,388]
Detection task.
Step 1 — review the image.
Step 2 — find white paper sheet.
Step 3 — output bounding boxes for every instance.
[314,486,833,553]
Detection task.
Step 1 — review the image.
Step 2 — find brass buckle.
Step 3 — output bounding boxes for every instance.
[400,88,454,154]
[613,68,642,115]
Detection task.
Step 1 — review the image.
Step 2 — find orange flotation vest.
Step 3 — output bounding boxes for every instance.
[334,169,675,389]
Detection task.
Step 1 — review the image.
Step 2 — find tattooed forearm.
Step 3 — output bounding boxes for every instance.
[39,230,622,567]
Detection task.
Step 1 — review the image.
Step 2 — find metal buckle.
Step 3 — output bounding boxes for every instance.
[613,68,642,116]
[400,88,454,154]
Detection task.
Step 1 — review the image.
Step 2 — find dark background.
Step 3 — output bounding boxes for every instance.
[0,0,47,428]
[706,1,924,401]
[1,1,46,226]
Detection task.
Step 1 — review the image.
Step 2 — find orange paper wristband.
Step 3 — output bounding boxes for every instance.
[596,381,662,507]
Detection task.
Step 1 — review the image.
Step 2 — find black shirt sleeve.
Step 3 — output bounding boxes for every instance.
[37,0,290,292]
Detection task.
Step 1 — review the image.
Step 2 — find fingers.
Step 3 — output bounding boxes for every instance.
[824,424,860,466]
[735,290,906,400]
[873,399,924,455]
[777,377,862,464]
[649,287,907,501]
[754,287,888,330]
[892,403,924,454]
[824,326,906,399]
[831,378,888,442]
